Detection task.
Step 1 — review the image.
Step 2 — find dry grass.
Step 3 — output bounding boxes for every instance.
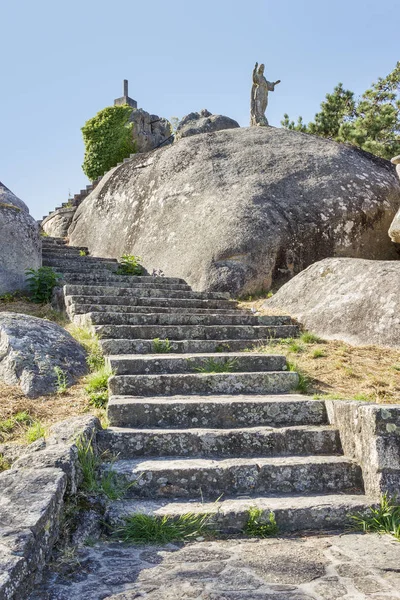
[0,298,68,325]
[240,299,400,403]
[0,301,105,448]
[0,379,105,445]
[247,336,400,403]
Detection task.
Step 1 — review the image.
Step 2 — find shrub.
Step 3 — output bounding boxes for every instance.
[81,105,136,180]
[25,267,61,303]
[117,255,143,276]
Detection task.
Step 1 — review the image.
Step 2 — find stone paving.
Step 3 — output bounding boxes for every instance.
[30,533,400,599]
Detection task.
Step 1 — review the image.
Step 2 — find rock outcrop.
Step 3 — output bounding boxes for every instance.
[68,127,400,295]
[0,182,41,294]
[129,108,172,153]
[175,109,240,139]
[42,207,76,238]
[0,313,87,397]
[263,257,400,347]
[389,155,400,243]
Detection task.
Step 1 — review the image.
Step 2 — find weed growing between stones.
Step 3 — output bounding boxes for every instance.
[243,508,278,538]
[0,453,10,472]
[25,421,46,443]
[79,249,88,256]
[116,254,143,276]
[352,494,400,541]
[76,435,130,500]
[194,358,238,373]
[112,512,214,544]
[287,361,311,394]
[68,326,105,371]
[25,266,62,303]
[54,367,68,394]
[152,338,172,353]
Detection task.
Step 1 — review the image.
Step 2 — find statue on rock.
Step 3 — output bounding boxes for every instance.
[250,63,281,126]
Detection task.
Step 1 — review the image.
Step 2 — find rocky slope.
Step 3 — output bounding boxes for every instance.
[263,257,400,347]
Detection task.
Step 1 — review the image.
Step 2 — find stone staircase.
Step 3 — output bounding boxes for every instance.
[43,236,372,535]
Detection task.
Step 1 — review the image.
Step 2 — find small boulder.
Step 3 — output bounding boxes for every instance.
[42,207,76,238]
[263,257,400,347]
[389,155,400,243]
[0,182,41,295]
[129,108,172,153]
[0,313,88,397]
[175,109,240,139]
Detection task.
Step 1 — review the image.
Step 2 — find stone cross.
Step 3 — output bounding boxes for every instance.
[114,79,137,109]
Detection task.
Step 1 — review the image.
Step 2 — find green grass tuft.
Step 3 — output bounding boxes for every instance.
[68,325,105,371]
[54,366,68,394]
[243,507,278,538]
[113,512,213,544]
[88,390,109,409]
[311,348,326,359]
[300,331,324,344]
[26,421,46,443]
[152,338,172,353]
[287,361,311,394]
[84,366,112,395]
[194,358,237,373]
[352,494,400,540]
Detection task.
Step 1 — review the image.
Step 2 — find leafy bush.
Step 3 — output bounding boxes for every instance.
[81,105,136,181]
[25,267,61,304]
[117,255,143,276]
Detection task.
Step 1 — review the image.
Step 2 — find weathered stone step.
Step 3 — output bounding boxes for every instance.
[108,455,364,499]
[89,312,260,326]
[107,394,327,429]
[64,285,230,301]
[69,304,243,316]
[96,323,298,341]
[108,371,299,396]
[60,273,188,288]
[42,248,90,257]
[100,338,277,355]
[106,494,373,535]
[65,295,236,311]
[107,353,287,375]
[97,425,341,459]
[44,257,118,268]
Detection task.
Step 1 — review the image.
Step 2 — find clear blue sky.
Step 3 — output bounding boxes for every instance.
[1,0,398,220]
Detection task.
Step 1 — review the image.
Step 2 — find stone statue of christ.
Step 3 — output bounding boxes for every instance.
[250,62,281,126]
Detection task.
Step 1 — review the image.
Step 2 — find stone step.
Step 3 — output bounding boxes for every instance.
[100,338,276,355]
[64,285,230,300]
[106,494,373,535]
[42,245,89,253]
[89,312,260,326]
[63,278,191,291]
[60,273,188,288]
[96,323,298,341]
[97,425,341,459]
[107,455,364,499]
[107,353,287,375]
[65,295,237,311]
[69,303,244,316]
[42,249,90,257]
[108,371,299,396]
[107,394,327,429]
[43,257,118,267]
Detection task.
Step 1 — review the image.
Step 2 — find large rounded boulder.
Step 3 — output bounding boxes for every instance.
[68,127,400,295]
[0,182,41,294]
[263,258,400,347]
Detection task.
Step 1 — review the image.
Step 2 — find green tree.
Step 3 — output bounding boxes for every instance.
[81,105,136,181]
[281,62,400,160]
